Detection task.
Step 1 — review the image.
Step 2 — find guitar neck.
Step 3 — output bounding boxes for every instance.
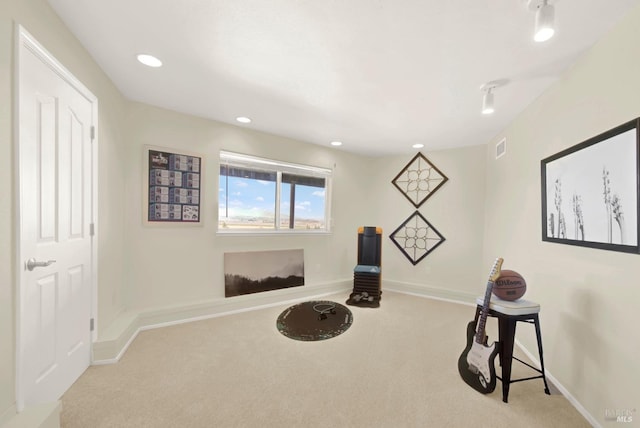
[475,280,495,344]
[474,257,503,344]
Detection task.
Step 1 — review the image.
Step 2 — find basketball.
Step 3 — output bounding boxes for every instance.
[493,270,526,301]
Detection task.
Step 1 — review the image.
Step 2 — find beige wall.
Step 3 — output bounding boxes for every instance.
[121,103,485,312]
[0,1,14,420]
[122,102,372,310]
[368,145,487,298]
[0,0,128,420]
[483,5,640,425]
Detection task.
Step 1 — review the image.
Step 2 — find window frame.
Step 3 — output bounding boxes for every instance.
[217,151,332,235]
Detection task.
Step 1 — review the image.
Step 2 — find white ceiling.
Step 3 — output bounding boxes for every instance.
[48,0,639,157]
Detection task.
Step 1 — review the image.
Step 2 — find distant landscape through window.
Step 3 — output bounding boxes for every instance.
[218,151,331,232]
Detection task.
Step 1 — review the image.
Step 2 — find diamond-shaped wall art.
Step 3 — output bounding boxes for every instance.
[389,211,445,265]
[391,152,448,208]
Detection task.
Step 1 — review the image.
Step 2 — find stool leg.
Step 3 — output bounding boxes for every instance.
[533,314,551,395]
[499,318,517,403]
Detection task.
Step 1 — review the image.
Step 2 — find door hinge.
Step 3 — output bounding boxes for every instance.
[90,318,95,332]
[90,223,95,236]
[90,126,95,140]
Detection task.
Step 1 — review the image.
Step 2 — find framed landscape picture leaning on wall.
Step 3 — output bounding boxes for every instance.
[224,249,304,297]
[541,118,640,254]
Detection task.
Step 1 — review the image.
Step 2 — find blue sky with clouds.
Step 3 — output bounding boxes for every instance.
[219,175,325,220]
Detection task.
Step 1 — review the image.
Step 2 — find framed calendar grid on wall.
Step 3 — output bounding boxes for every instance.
[143,145,203,225]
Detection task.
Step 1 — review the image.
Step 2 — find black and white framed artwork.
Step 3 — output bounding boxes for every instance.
[541,118,640,253]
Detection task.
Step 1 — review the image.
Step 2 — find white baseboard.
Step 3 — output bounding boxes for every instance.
[514,339,601,428]
[91,278,598,428]
[92,280,352,364]
[2,402,60,428]
[385,281,599,428]
[383,279,478,305]
[0,404,17,427]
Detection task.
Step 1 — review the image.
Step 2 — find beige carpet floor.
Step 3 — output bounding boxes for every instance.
[61,291,590,427]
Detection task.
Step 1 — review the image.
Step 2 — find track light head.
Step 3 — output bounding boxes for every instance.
[482,91,495,115]
[480,80,508,115]
[529,0,555,42]
[535,2,555,42]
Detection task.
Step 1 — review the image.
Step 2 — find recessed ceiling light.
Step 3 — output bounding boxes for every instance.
[136,54,162,68]
[236,116,252,124]
[330,141,342,146]
[412,143,424,149]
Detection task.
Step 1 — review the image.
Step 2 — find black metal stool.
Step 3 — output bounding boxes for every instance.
[474,297,551,403]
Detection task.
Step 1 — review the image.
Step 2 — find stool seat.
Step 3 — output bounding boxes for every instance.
[475,296,540,316]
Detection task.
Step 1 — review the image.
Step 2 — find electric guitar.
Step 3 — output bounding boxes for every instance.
[457,257,504,394]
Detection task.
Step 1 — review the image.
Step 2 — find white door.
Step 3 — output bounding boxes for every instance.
[17,27,97,409]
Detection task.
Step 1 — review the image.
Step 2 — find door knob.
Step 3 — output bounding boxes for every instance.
[26,258,56,271]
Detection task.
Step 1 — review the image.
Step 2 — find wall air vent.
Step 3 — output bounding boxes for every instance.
[496,138,506,159]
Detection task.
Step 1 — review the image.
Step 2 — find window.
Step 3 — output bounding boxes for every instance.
[218,151,331,232]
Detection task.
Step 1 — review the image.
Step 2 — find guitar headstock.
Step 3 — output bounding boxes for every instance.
[488,258,504,282]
